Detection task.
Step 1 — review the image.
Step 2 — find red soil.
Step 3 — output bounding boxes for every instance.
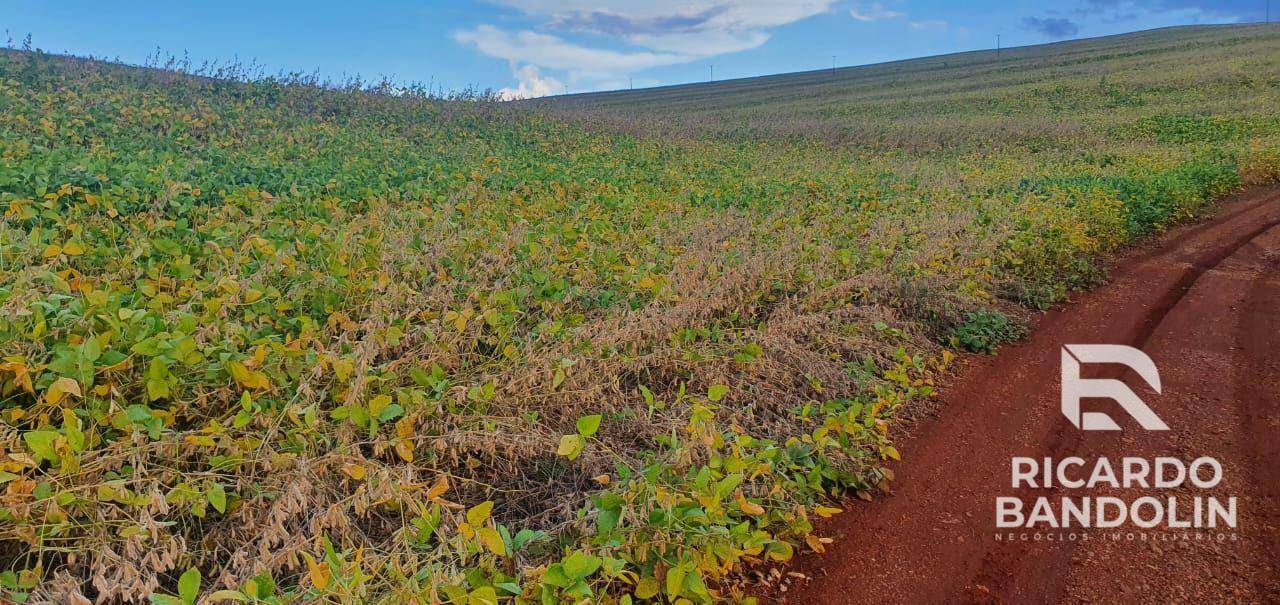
[776,187,1280,604]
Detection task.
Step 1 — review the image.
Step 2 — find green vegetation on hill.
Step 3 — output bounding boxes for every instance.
[1,24,1278,604]
[541,24,1279,148]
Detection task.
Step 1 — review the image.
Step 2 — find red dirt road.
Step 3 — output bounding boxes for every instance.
[780,188,1280,604]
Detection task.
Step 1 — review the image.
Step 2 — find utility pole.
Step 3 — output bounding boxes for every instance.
[997,34,1001,57]
[831,55,837,77]
[629,77,633,90]
[709,64,714,82]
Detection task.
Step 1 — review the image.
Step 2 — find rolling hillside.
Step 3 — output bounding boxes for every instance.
[0,24,1278,604]
[538,24,1280,148]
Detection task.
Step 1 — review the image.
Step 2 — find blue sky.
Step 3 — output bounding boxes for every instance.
[1,1,1268,98]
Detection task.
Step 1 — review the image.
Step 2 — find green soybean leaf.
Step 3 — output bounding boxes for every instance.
[707,384,729,402]
[576,414,601,437]
[177,567,200,605]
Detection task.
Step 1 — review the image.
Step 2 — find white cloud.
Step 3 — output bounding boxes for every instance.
[849,3,905,22]
[454,25,686,75]
[909,19,948,30]
[498,65,564,99]
[628,29,772,57]
[456,0,839,95]
[492,1,837,31]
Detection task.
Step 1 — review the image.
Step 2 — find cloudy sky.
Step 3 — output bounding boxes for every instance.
[2,1,1269,98]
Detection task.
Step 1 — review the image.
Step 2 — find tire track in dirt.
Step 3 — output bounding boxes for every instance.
[1232,229,1280,585]
[773,187,1280,604]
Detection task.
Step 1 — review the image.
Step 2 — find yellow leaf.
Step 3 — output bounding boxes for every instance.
[814,505,843,518]
[341,463,367,481]
[466,500,493,526]
[591,474,611,486]
[736,492,765,516]
[301,552,330,591]
[62,241,85,256]
[426,475,450,500]
[41,244,62,258]
[395,439,415,462]
[369,394,392,417]
[803,534,824,555]
[477,526,506,556]
[458,522,475,539]
[0,362,33,394]
[395,416,416,439]
[331,357,354,382]
[468,586,498,605]
[556,434,584,460]
[250,370,271,390]
[446,308,473,332]
[635,578,660,600]
[666,566,685,599]
[226,361,252,387]
[46,377,82,405]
